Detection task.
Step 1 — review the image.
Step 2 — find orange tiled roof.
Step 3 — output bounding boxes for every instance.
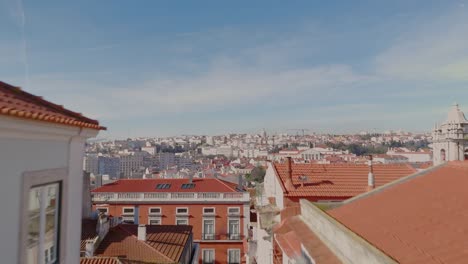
[95,224,192,263]
[92,178,239,193]
[80,257,122,264]
[328,161,468,264]
[274,216,341,264]
[273,162,416,198]
[0,81,105,130]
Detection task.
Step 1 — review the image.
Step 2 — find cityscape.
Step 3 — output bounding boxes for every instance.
[1,1,468,264]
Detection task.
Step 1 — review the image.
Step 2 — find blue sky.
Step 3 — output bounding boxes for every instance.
[1,0,468,138]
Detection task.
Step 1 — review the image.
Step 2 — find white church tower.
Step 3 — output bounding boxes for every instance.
[432,103,468,165]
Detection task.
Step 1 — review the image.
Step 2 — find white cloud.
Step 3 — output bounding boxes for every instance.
[375,9,468,81]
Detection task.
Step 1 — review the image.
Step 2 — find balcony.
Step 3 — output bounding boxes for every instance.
[201,233,219,240]
[227,233,242,240]
[93,192,250,203]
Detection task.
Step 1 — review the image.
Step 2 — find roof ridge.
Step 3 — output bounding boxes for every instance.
[117,225,176,263]
[215,177,239,192]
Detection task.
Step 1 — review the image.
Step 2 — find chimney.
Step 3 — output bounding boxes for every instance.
[85,240,94,257]
[367,155,375,191]
[237,175,243,190]
[284,157,295,190]
[138,224,147,241]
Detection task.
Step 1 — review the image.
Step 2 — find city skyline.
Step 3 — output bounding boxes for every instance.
[1,0,468,138]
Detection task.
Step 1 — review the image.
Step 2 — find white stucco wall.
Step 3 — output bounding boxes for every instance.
[263,163,284,209]
[0,138,69,264]
[0,116,98,264]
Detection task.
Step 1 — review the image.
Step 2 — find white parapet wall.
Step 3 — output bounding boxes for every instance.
[299,199,397,264]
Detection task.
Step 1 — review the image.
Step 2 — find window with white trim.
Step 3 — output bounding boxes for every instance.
[176,207,188,214]
[228,219,240,240]
[202,249,215,264]
[203,207,215,215]
[176,218,188,225]
[96,207,108,215]
[27,182,61,264]
[203,219,215,240]
[228,207,240,215]
[122,207,134,215]
[227,249,240,264]
[148,207,161,215]
[149,218,161,225]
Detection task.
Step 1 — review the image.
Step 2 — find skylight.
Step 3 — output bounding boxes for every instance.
[181,183,195,189]
[156,183,171,189]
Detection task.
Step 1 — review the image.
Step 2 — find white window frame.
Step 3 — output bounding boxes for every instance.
[203,207,215,215]
[96,207,108,215]
[148,207,162,215]
[228,218,241,240]
[176,207,189,215]
[227,249,241,264]
[19,168,68,264]
[122,207,135,215]
[148,217,162,225]
[202,218,216,240]
[228,207,240,215]
[176,217,189,225]
[202,249,215,264]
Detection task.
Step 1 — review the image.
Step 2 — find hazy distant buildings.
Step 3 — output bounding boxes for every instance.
[84,153,99,175]
[98,156,121,179]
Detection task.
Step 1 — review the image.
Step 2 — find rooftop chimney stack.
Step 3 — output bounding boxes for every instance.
[285,157,295,190]
[367,155,375,191]
[237,175,243,190]
[138,224,147,241]
[85,240,95,257]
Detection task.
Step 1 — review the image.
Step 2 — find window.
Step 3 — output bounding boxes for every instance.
[148,207,161,215]
[228,207,240,215]
[149,218,161,225]
[156,183,171,189]
[228,219,240,240]
[181,183,195,189]
[203,207,215,214]
[203,219,215,240]
[27,182,61,264]
[96,207,108,215]
[228,249,240,264]
[202,249,215,264]
[176,218,188,225]
[122,207,134,215]
[176,207,188,214]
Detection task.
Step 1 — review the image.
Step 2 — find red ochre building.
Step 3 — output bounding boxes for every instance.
[91,178,250,264]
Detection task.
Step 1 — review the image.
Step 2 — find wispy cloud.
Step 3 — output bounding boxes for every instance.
[375,8,468,81]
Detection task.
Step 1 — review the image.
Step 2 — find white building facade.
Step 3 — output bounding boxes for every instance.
[0,81,103,264]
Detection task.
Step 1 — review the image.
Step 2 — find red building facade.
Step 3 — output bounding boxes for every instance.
[91,178,250,264]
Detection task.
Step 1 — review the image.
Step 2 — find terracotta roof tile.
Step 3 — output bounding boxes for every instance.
[80,257,122,264]
[328,161,468,264]
[0,80,105,130]
[95,224,192,263]
[274,162,416,199]
[92,178,238,193]
[274,216,341,264]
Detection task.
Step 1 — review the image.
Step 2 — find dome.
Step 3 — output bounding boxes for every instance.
[446,103,468,124]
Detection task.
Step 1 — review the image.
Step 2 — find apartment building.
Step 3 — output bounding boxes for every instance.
[91,178,250,264]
